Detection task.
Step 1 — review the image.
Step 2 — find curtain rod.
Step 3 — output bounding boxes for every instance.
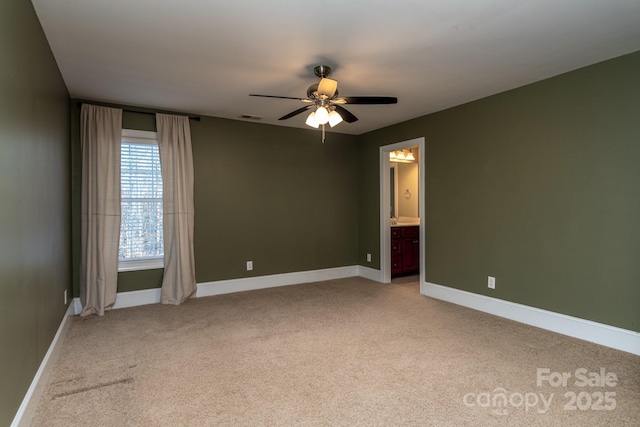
[76,102,201,121]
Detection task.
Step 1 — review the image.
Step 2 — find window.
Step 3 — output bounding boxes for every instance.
[119,129,163,271]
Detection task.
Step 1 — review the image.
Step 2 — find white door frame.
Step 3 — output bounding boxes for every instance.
[379,137,426,294]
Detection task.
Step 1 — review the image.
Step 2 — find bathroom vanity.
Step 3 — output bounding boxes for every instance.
[391,225,419,277]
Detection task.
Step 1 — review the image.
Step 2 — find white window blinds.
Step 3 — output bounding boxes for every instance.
[119,131,163,264]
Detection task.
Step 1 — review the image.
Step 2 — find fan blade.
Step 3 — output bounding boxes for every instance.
[250,94,308,101]
[342,96,398,104]
[278,105,313,120]
[334,105,358,123]
[317,78,338,98]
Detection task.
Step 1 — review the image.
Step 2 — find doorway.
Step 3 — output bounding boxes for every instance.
[379,137,425,294]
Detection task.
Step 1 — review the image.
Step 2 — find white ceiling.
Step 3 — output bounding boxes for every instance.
[32,0,640,135]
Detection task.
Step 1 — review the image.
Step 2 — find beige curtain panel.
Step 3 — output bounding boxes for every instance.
[156,113,197,305]
[80,104,123,316]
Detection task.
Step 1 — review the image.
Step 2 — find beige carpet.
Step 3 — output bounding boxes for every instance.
[30,277,639,426]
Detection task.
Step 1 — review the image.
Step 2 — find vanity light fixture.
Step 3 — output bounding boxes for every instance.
[390,149,416,163]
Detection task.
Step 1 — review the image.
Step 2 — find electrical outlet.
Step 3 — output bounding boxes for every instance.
[64,289,68,305]
[488,276,496,289]
[366,253,371,262]
[246,261,253,271]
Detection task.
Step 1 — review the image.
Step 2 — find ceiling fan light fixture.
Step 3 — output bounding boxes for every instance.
[318,78,338,98]
[328,110,343,127]
[315,106,329,125]
[305,111,319,128]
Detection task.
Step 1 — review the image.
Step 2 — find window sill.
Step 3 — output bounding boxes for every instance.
[118,258,164,272]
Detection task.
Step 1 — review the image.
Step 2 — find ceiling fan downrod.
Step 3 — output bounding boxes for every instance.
[313,65,332,79]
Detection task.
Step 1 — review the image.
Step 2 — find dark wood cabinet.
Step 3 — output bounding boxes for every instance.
[391,229,403,276]
[391,226,419,277]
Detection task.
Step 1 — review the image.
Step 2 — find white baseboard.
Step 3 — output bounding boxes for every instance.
[73,266,364,314]
[11,303,75,427]
[196,266,360,298]
[73,288,163,315]
[112,288,162,310]
[424,282,640,356]
[357,265,383,282]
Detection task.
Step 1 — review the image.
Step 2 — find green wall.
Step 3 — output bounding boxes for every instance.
[70,103,360,295]
[192,116,359,281]
[0,0,71,425]
[359,51,640,332]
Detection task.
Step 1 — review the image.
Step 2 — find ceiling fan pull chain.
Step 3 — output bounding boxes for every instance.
[322,124,325,143]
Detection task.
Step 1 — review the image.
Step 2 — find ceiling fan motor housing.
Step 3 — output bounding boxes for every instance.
[307,84,319,99]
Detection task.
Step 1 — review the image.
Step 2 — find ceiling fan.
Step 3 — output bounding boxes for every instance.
[250,65,398,130]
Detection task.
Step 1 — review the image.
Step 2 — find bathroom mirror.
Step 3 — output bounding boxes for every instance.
[390,146,419,219]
